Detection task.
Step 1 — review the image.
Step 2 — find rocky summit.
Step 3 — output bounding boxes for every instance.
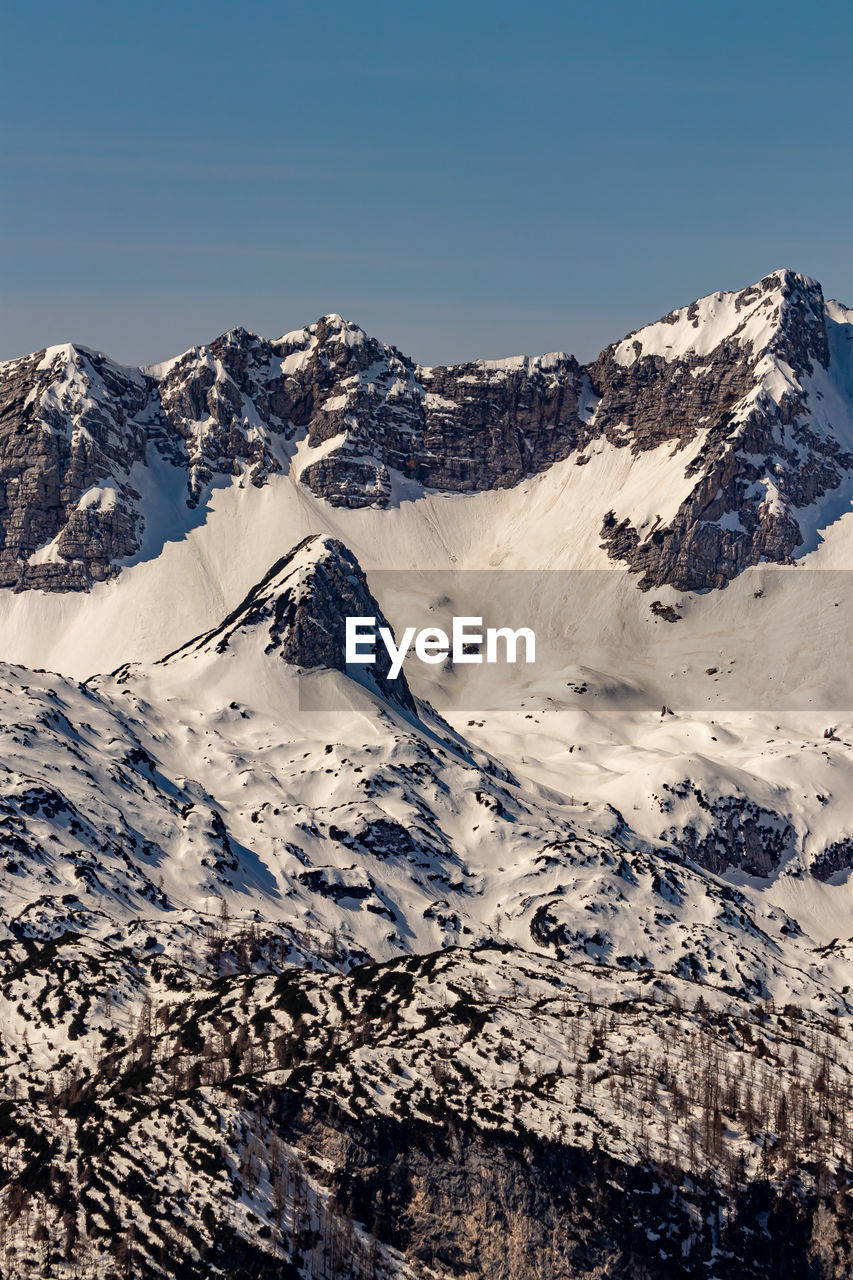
[166,533,417,713]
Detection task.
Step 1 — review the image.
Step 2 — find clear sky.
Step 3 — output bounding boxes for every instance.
[2,0,851,367]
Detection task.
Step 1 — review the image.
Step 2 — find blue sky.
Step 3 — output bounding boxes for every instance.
[2,0,851,365]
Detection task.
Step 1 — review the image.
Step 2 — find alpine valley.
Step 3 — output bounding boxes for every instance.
[1,269,853,1278]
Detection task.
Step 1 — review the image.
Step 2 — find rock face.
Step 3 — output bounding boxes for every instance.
[274,316,586,507]
[169,533,417,713]
[0,332,297,591]
[0,346,150,590]
[810,837,853,882]
[155,325,296,502]
[657,782,795,878]
[594,270,853,589]
[1,270,851,591]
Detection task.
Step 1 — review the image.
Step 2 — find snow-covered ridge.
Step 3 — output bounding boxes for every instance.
[610,268,825,367]
[0,268,851,604]
[0,530,847,992]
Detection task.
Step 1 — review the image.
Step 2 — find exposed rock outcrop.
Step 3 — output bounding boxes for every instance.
[0,345,150,589]
[279,316,586,506]
[657,780,795,878]
[810,837,853,882]
[166,533,417,712]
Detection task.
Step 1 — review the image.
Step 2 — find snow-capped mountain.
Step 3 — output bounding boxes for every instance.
[2,273,853,1278]
[0,533,838,1000]
[2,270,851,595]
[595,271,853,587]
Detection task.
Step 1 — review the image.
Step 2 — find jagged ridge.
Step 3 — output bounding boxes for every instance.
[2,270,851,592]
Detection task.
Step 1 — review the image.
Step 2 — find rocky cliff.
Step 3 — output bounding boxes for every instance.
[3,270,850,592]
[594,270,853,588]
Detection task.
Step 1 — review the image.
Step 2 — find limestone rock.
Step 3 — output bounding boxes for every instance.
[1,270,851,592]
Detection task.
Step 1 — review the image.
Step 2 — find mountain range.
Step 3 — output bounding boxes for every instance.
[1,270,853,1278]
[2,268,852,599]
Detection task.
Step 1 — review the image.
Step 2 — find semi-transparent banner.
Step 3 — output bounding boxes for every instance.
[298,568,852,714]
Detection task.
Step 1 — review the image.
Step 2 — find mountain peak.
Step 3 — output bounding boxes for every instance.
[317,311,356,329]
[762,266,817,290]
[164,534,417,713]
[606,269,827,375]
